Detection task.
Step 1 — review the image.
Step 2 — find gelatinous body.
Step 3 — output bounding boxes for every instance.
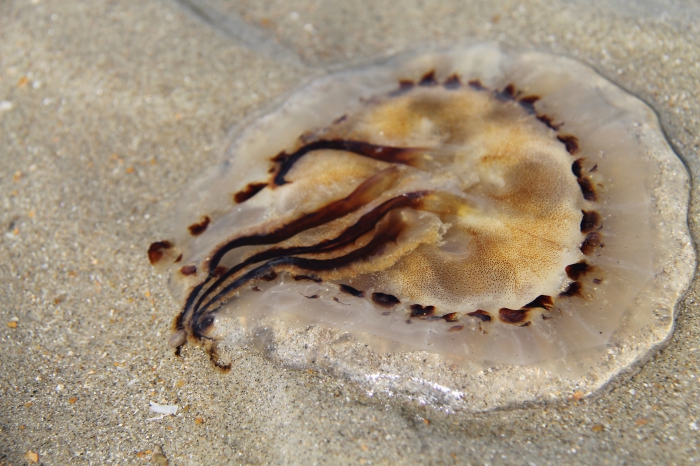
[150,44,694,411]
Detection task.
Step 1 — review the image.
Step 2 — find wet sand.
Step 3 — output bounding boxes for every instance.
[1,0,699,464]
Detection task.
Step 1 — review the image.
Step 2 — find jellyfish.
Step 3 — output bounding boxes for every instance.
[148,44,693,411]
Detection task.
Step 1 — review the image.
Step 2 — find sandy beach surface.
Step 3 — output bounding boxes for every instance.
[1,0,699,464]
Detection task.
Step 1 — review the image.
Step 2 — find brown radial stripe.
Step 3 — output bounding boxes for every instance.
[190,214,408,337]
[271,139,423,186]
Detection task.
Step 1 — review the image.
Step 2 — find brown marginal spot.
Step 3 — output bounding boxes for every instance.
[581,231,603,255]
[233,182,267,204]
[593,278,603,285]
[566,261,592,280]
[522,295,554,310]
[559,281,583,298]
[147,240,173,265]
[443,74,461,89]
[174,254,183,263]
[180,265,197,276]
[389,80,415,97]
[410,304,436,318]
[557,135,580,155]
[577,177,597,201]
[302,294,319,299]
[293,275,322,283]
[590,164,598,172]
[214,266,229,277]
[537,114,561,130]
[572,158,584,178]
[468,79,487,91]
[372,292,401,307]
[419,70,438,86]
[518,95,540,115]
[494,84,517,101]
[339,284,364,297]
[252,286,262,292]
[499,308,530,324]
[441,312,460,322]
[447,325,465,332]
[468,310,492,322]
[188,216,211,236]
[581,210,602,234]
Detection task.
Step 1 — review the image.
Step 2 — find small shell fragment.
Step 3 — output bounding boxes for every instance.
[149,402,178,416]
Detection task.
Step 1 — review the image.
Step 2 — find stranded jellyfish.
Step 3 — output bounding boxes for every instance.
[149,44,694,411]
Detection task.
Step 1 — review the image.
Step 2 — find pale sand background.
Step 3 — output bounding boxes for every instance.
[1,0,699,464]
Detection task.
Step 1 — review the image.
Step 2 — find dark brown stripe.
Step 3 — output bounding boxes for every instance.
[190,189,426,321]
[183,167,401,320]
[271,140,421,186]
[191,216,407,335]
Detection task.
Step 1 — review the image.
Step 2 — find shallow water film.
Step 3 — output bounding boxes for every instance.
[150,44,693,411]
